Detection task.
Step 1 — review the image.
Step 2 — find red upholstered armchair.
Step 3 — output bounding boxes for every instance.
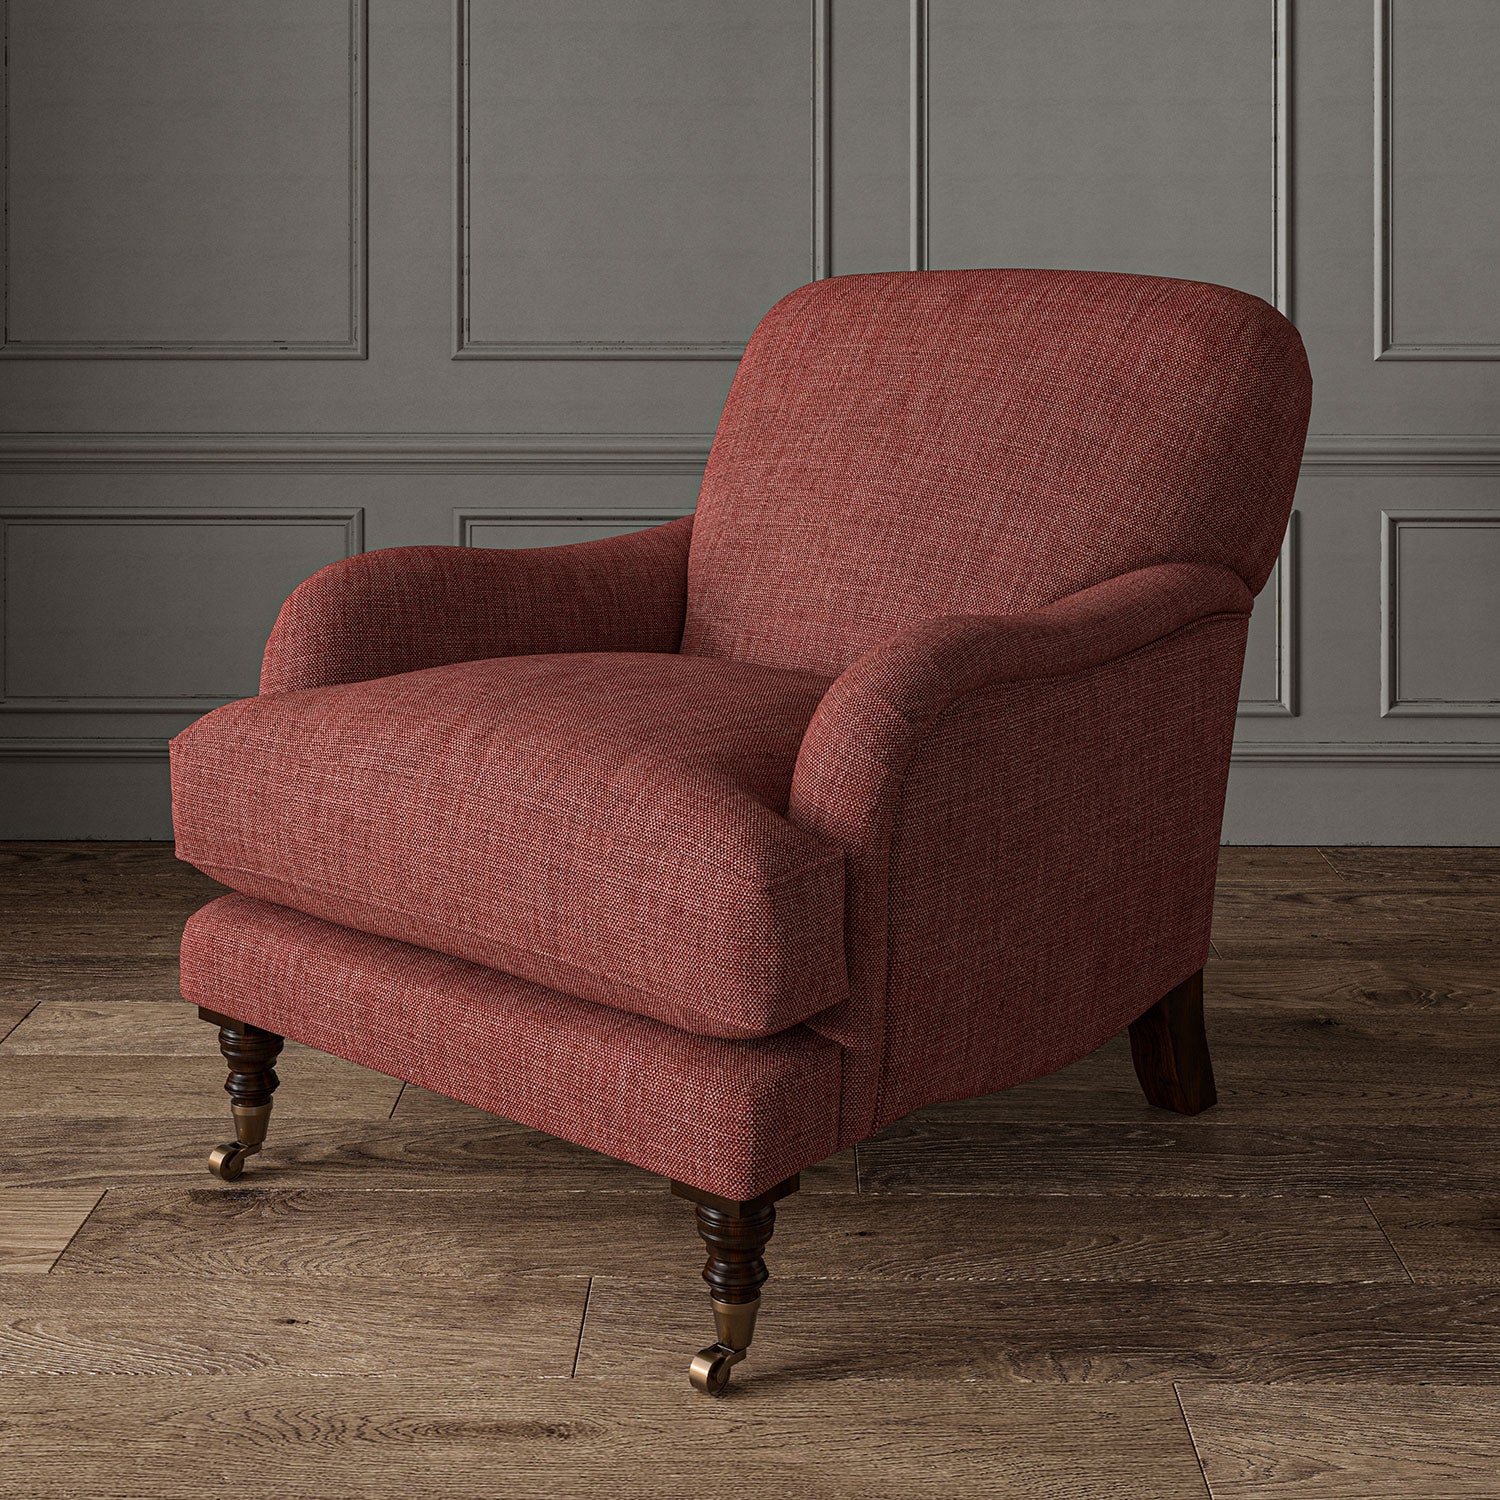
[171,269,1310,1394]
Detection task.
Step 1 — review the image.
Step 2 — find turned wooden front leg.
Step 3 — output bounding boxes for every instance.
[1127,969,1217,1115]
[199,1006,284,1180]
[671,1175,798,1394]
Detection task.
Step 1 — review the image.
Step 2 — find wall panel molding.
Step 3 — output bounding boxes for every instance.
[1273,0,1292,319]
[453,0,831,360]
[5,432,1500,473]
[0,432,715,473]
[0,507,363,711]
[0,0,368,360]
[1381,508,1500,717]
[908,0,1293,314]
[1375,0,1500,360]
[1301,436,1500,473]
[1237,512,1297,717]
[909,0,928,271]
[1232,742,1500,763]
[0,737,167,761]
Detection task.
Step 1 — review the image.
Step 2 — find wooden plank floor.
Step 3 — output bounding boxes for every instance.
[1,842,1497,1498]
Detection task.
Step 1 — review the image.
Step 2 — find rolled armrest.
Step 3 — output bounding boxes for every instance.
[786,561,1256,1140]
[804,563,1253,738]
[791,560,1251,840]
[261,514,694,694]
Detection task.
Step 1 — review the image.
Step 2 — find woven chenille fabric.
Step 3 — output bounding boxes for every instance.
[182,894,842,1199]
[174,651,847,1040]
[683,270,1310,675]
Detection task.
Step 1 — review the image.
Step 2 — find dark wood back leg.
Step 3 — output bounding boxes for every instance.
[1128,969,1217,1115]
[199,1006,284,1180]
[670,1175,798,1394]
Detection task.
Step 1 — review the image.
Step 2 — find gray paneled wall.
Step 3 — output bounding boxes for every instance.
[1,0,1497,841]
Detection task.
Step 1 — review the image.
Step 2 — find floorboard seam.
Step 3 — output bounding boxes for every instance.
[1364,1196,1418,1285]
[40,1187,105,1275]
[1171,1381,1215,1500]
[0,1002,38,1047]
[570,1276,593,1378]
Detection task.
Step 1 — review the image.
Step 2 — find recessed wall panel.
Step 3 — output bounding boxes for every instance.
[458,0,822,356]
[2,0,365,357]
[1378,0,1500,358]
[923,0,1273,299]
[1238,522,1296,716]
[0,510,361,708]
[1383,511,1500,715]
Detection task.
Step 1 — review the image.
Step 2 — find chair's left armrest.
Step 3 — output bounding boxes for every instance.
[260,514,694,694]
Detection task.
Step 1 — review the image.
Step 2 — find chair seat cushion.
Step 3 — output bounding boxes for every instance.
[171,651,847,1040]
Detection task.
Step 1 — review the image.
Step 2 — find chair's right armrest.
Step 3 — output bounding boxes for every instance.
[786,562,1256,1138]
[791,562,1254,827]
[260,514,694,694]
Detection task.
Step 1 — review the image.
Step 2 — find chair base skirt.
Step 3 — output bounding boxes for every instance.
[179,893,844,1201]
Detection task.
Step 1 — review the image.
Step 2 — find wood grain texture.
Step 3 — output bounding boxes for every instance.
[1179,1383,1500,1498]
[1206,957,1500,1016]
[52,1188,1407,1285]
[1365,1197,1500,1283]
[579,1278,1500,1384]
[0,952,182,1004]
[0,844,219,1007]
[0,1190,103,1273]
[1211,886,1500,959]
[1318,846,1500,886]
[0,1000,215,1054]
[0,1052,403,1119]
[0,1377,1209,1500]
[0,1275,586,1377]
[917,1049,1500,1126]
[0,1115,856,1194]
[857,1120,1500,1198]
[0,842,221,902]
[4,916,188,961]
[925,986,1500,1125]
[1213,846,1346,886]
[0,1001,35,1045]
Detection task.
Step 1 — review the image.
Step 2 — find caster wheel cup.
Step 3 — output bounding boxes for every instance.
[688,1342,741,1395]
[208,1142,248,1181]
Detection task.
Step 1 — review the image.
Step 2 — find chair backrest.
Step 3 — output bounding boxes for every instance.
[681,269,1311,676]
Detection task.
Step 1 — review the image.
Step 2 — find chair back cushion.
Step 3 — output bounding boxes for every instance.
[682,269,1311,675]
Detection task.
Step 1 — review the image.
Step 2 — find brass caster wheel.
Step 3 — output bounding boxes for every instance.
[208,1142,252,1181]
[688,1342,744,1396]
